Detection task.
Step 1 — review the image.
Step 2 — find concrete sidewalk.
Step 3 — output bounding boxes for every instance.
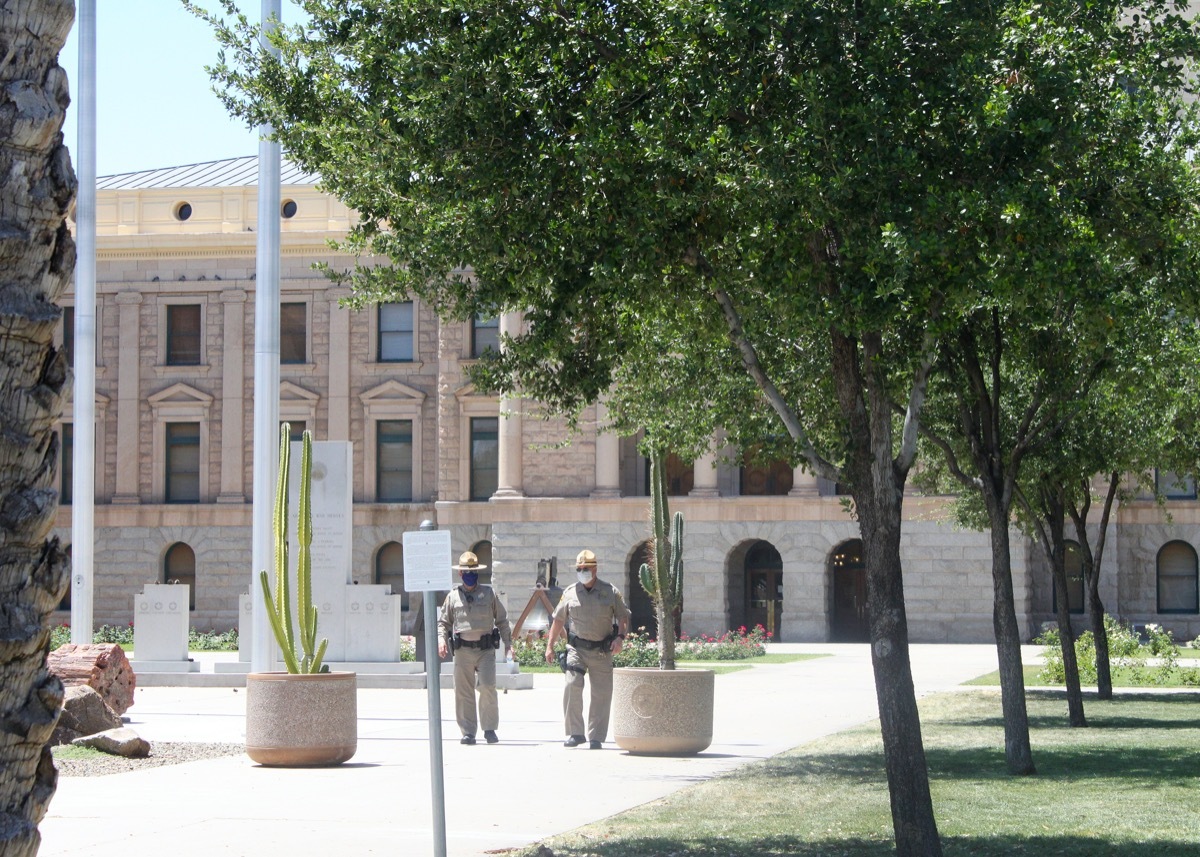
[39,643,1003,857]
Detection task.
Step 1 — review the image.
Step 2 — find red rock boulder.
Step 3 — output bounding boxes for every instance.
[47,643,136,715]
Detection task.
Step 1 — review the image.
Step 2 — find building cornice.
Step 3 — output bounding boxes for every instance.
[96,231,350,262]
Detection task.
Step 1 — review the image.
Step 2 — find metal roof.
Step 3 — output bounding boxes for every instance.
[96,156,320,190]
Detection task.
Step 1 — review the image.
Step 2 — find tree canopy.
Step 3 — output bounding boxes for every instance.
[196,2,1200,853]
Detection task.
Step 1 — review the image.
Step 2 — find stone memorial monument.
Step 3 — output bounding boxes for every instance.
[229,441,411,672]
[130,583,198,673]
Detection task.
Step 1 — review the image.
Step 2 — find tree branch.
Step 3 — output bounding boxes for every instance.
[708,283,839,482]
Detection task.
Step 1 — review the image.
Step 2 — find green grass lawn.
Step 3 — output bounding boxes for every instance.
[967,663,1200,688]
[511,689,1200,857]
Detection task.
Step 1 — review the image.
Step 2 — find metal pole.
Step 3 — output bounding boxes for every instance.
[419,519,447,857]
[70,0,97,645]
[250,0,282,673]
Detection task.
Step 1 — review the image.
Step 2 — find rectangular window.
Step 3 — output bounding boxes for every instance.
[63,306,75,370]
[379,301,414,362]
[377,420,413,502]
[1156,470,1197,500]
[283,421,306,442]
[165,422,201,503]
[471,314,499,358]
[739,445,793,496]
[280,302,307,364]
[639,451,693,496]
[470,417,499,501]
[166,304,202,365]
[60,423,73,506]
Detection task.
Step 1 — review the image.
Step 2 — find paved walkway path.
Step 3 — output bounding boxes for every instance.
[40,643,1005,857]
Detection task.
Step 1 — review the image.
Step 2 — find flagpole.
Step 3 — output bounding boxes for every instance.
[250,0,282,672]
[70,0,97,645]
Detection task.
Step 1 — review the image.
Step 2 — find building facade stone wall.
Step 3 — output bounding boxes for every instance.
[53,161,1200,646]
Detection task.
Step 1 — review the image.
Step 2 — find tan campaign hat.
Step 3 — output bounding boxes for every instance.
[575,549,598,569]
[453,551,488,571]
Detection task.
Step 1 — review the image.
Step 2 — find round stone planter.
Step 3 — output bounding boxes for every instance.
[245,671,358,766]
[612,667,714,755]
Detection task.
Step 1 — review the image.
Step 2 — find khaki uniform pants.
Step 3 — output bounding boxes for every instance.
[563,645,613,742]
[452,644,498,736]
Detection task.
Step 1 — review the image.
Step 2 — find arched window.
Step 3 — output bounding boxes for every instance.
[375,541,408,612]
[164,542,196,611]
[1157,541,1199,614]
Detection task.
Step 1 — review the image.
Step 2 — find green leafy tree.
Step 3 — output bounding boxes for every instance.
[1015,306,1200,703]
[901,0,1200,766]
[195,2,1200,853]
[0,1,76,853]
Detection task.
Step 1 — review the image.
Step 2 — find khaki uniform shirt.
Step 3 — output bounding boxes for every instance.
[553,579,631,642]
[438,585,512,646]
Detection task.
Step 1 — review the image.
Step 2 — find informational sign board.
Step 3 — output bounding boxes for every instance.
[402,529,453,591]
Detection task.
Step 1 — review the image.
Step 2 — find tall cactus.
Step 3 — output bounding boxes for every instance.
[259,424,329,673]
[639,448,684,670]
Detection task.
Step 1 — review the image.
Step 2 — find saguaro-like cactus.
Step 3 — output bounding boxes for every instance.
[639,449,684,670]
[260,424,328,673]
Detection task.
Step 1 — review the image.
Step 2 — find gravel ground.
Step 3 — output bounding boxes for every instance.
[52,742,244,777]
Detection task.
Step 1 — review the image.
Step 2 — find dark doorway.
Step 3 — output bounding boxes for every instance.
[744,542,783,638]
[627,541,657,637]
[831,539,868,641]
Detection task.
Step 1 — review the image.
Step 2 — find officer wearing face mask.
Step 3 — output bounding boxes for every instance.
[438,551,513,745]
[543,549,631,749]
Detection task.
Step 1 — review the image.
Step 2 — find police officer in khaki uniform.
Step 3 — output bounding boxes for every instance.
[438,552,513,744]
[543,549,631,749]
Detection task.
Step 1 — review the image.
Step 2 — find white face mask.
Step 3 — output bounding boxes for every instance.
[577,570,593,586]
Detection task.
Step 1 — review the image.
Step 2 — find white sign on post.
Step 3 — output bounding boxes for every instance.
[402,529,454,591]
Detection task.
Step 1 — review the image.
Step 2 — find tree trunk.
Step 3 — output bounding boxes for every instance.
[0,2,77,853]
[1086,568,1111,699]
[1074,530,1111,702]
[945,317,1034,775]
[857,491,943,857]
[831,325,941,857]
[1045,490,1086,727]
[1069,474,1118,701]
[983,498,1038,774]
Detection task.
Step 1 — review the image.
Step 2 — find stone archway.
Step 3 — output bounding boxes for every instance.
[726,540,783,638]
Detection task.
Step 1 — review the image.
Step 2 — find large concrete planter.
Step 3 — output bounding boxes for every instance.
[612,667,714,755]
[246,671,358,766]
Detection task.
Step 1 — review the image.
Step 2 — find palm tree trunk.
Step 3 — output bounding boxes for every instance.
[0,2,77,854]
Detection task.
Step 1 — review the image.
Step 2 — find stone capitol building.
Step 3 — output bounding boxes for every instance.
[53,157,1200,647]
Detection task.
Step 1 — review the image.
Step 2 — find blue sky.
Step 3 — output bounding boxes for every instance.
[62,1,301,177]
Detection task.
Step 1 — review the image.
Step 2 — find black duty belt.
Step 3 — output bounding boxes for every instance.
[455,637,491,649]
[569,634,609,651]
